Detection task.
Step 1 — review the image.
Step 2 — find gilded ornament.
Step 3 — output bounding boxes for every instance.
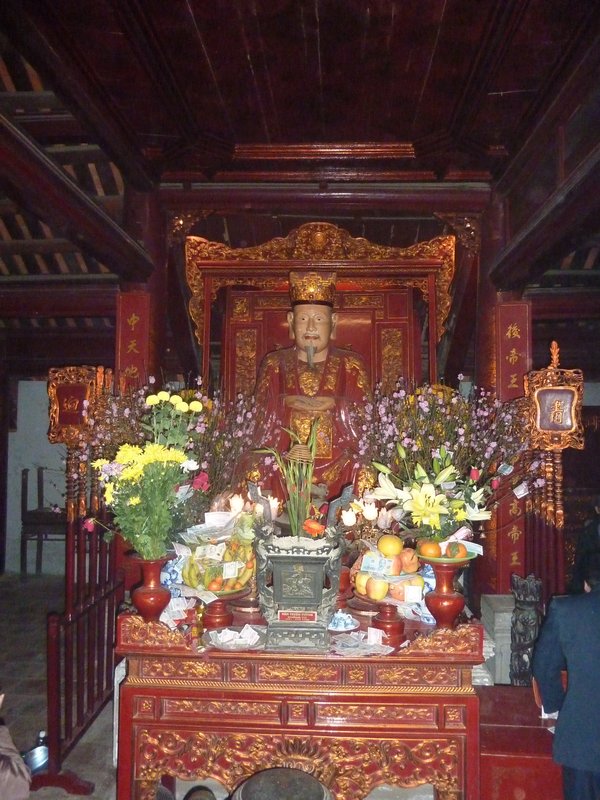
[257,662,339,683]
[235,329,257,396]
[381,329,404,393]
[163,699,280,720]
[133,728,461,800]
[119,614,195,652]
[185,224,456,361]
[406,624,481,656]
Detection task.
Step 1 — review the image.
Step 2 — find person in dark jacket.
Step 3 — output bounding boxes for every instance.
[570,496,600,593]
[532,549,600,799]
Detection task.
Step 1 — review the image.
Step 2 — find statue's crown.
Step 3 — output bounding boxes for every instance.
[289,271,336,306]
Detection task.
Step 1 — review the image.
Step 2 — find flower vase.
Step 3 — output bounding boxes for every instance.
[131,558,171,623]
[422,558,467,629]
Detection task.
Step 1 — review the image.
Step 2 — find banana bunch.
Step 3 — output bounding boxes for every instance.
[221,537,256,592]
[181,556,202,589]
[180,536,256,593]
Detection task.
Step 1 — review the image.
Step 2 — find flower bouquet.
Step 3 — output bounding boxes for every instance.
[92,390,205,560]
[357,380,528,549]
[348,381,529,620]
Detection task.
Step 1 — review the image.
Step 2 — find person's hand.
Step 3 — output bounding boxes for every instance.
[284,395,335,413]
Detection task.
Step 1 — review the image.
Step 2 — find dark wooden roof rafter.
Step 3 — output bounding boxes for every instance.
[0,0,157,190]
[0,113,153,283]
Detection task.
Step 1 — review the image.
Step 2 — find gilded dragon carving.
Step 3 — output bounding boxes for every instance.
[133,729,460,800]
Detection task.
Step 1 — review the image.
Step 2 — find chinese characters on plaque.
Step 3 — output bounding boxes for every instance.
[496,301,531,402]
[116,292,151,389]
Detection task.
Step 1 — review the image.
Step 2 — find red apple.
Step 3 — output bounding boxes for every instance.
[398,547,420,573]
[386,554,404,576]
[388,581,407,601]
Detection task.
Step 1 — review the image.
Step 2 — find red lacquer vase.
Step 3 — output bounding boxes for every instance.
[131,558,171,623]
[423,558,468,629]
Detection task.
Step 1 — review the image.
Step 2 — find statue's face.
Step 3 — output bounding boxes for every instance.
[287,304,337,362]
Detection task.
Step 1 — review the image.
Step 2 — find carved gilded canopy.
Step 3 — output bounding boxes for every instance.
[184,222,455,389]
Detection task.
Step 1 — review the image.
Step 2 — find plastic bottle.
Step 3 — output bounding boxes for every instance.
[35,730,48,747]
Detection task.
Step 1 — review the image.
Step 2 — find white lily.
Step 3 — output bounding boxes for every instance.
[433,464,458,485]
[361,500,379,521]
[464,502,492,521]
[372,472,403,501]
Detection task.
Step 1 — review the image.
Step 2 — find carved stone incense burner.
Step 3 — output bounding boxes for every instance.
[249,484,351,652]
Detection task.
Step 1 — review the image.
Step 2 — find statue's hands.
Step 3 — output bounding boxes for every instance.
[284,395,335,413]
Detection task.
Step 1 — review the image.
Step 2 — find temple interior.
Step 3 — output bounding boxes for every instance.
[1,3,599,799]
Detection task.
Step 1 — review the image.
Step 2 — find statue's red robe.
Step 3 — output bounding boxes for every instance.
[253,345,371,499]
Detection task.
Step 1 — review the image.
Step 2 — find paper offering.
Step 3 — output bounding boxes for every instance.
[208,624,261,647]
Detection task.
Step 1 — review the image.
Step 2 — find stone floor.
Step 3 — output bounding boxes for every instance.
[0,572,432,799]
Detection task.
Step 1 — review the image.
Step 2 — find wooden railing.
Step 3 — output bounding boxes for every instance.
[31,441,124,794]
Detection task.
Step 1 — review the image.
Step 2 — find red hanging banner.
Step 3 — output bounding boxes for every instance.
[495,492,527,593]
[496,301,531,402]
[115,292,151,390]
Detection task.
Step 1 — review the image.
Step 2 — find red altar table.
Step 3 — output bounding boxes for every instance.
[116,615,484,800]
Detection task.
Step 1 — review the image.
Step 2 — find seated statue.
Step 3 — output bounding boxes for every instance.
[253,271,372,499]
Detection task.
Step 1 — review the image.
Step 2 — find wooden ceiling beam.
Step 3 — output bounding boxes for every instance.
[160,182,492,216]
[489,151,600,290]
[0,238,80,255]
[107,0,203,145]
[2,328,115,376]
[0,0,157,190]
[0,281,118,318]
[0,90,66,113]
[0,113,154,282]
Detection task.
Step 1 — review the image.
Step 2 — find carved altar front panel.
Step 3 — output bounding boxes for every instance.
[117,616,481,800]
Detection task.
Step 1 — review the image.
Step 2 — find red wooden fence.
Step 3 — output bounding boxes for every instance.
[31,446,124,794]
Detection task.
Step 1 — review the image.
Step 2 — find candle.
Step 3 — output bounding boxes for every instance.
[361,501,378,521]
[341,508,357,527]
[268,497,280,520]
[229,493,245,515]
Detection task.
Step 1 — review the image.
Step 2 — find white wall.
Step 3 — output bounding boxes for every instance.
[6,380,66,575]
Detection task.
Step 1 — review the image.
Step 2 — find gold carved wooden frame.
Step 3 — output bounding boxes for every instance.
[184,222,455,386]
[48,365,100,447]
[524,341,584,451]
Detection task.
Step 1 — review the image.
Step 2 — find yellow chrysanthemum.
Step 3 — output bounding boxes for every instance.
[115,444,143,464]
[156,390,170,402]
[189,400,203,413]
[128,496,141,506]
[403,482,449,530]
[91,458,109,469]
[104,482,114,505]
[142,443,186,464]
[145,394,159,406]
[175,401,189,413]
[169,394,183,406]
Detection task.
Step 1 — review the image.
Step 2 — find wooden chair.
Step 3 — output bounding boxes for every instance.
[20,467,67,577]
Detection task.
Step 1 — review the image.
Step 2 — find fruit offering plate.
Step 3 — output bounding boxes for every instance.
[202,624,267,651]
[417,551,478,564]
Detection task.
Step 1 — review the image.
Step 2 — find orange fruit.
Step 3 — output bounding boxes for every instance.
[417,540,442,558]
[446,541,469,559]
